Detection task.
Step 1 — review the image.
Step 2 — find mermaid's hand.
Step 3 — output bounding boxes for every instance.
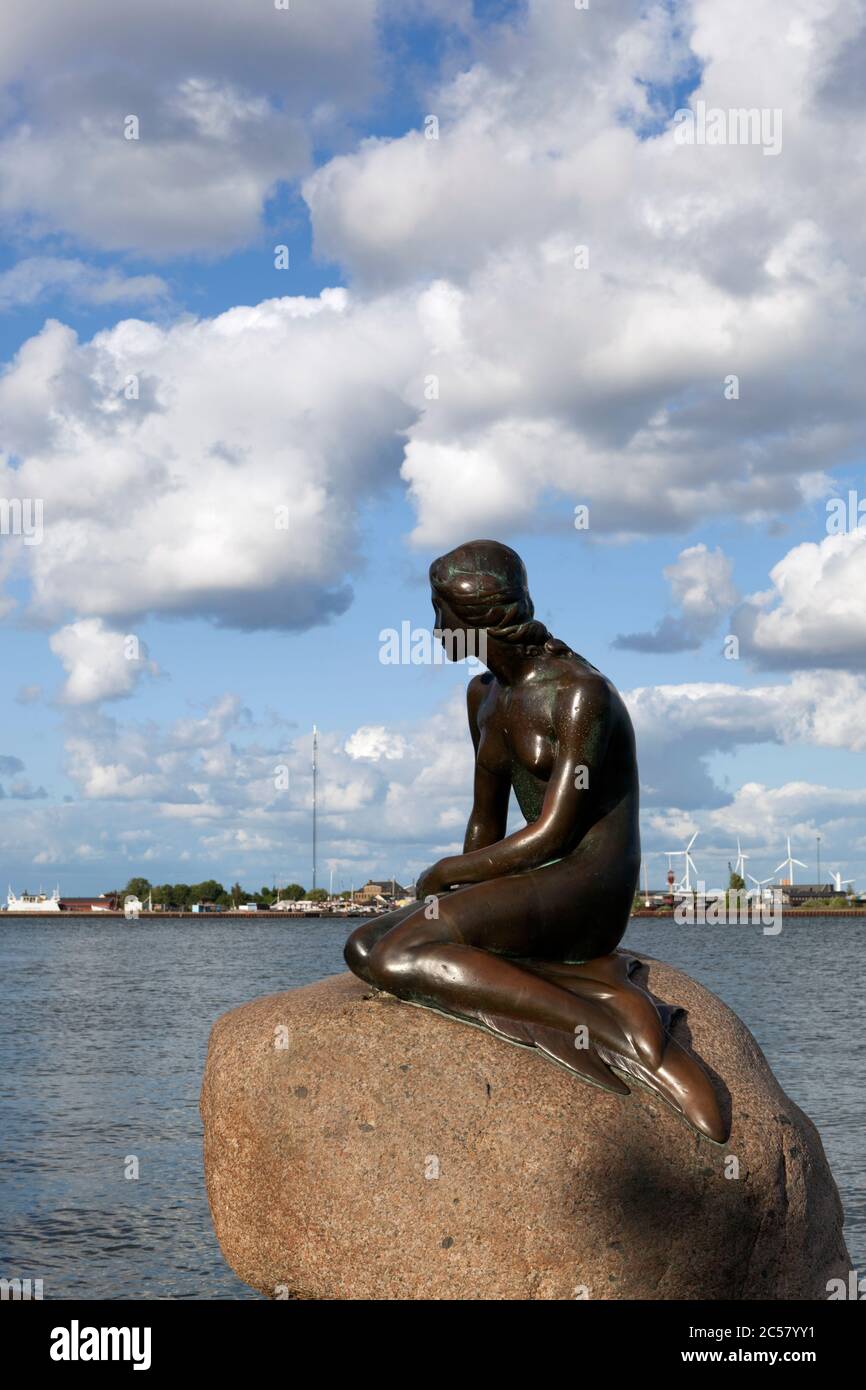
[416,865,445,900]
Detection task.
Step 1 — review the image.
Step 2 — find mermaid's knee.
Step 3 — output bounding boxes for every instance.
[370,917,460,994]
[367,934,440,994]
[366,937,408,992]
[344,924,374,981]
[345,904,431,984]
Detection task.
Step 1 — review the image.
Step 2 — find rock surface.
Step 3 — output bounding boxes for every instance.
[201,959,851,1300]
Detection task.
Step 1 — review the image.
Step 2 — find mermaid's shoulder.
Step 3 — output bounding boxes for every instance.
[550,654,612,707]
[467,669,495,703]
[466,670,496,737]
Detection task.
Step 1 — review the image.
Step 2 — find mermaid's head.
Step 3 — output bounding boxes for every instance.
[429,539,552,657]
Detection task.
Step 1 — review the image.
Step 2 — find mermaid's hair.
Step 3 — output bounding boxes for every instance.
[429,540,571,656]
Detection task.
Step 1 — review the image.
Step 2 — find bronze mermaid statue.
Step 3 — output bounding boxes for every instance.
[345,539,726,1142]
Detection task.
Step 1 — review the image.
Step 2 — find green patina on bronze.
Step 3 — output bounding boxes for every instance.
[510,757,544,824]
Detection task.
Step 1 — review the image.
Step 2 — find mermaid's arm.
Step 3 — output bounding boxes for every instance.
[464,762,511,852]
[463,674,510,852]
[424,678,612,890]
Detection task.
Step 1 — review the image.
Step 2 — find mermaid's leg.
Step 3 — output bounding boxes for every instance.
[364,899,640,1092]
[361,867,638,1055]
[351,881,726,1142]
[523,954,666,1068]
[344,902,420,983]
[497,953,726,1141]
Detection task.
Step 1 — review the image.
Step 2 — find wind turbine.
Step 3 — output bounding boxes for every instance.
[732,836,749,881]
[774,836,806,885]
[748,873,775,901]
[665,831,699,892]
[829,868,854,895]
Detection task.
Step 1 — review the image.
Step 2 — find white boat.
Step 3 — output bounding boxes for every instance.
[7,886,62,913]
[271,899,325,915]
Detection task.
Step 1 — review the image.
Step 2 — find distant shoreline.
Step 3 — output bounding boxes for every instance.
[0,909,376,921]
[2,907,865,921]
[630,907,866,918]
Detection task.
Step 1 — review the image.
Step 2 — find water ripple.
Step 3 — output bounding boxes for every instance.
[0,916,862,1297]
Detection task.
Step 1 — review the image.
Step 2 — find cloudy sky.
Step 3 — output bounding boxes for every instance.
[1,0,865,896]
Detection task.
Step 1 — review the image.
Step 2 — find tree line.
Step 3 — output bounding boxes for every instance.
[108,878,331,910]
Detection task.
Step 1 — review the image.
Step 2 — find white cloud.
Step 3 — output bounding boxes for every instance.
[58,668,866,836]
[49,618,158,704]
[4,663,866,887]
[345,726,408,760]
[626,670,866,808]
[0,687,475,887]
[667,545,737,627]
[734,528,866,669]
[0,289,423,631]
[0,258,168,311]
[708,780,866,846]
[171,694,248,751]
[301,0,866,546]
[616,543,737,651]
[644,779,866,890]
[0,0,380,255]
[3,2,866,653]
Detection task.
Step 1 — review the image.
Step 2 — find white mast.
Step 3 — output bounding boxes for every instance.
[312,725,318,894]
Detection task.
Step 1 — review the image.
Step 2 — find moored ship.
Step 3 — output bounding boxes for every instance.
[6,887,62,913]
[5,888,120,914]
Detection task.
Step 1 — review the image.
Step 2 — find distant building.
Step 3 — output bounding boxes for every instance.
[782,883,849,906]
[191,901,222,914]
[60,895,118,913]
[355,879,408,904]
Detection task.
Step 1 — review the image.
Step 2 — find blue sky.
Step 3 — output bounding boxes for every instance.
[1,0,865,896]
